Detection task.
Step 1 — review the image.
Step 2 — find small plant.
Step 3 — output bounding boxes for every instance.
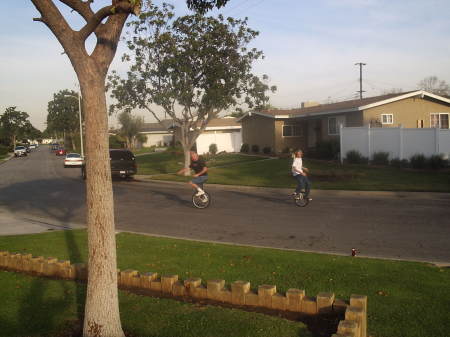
[314,140,340,160]
[390,158,409,168]
[410,154,427,169]
[262,146,271,154]
[209,143,218,155]
[428,154,447,170]
[345,150,368,164]
[251,144,260,153]
[240,143,249,153]
[371,151,390,166]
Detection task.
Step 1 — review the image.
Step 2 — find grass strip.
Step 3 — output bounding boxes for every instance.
[1,230,449,337]
[148,156,450,192]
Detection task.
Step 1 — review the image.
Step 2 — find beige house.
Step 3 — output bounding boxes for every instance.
[238,90,450,153]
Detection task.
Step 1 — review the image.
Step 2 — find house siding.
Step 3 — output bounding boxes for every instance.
[241,114,275,150]
[363,97,450,128]
[275,119,307,152]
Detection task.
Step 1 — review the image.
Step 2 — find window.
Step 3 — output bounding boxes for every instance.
[328,117,338,135]
[282,123,302,137]
[381,114,393,124]
[430,113,449,129]
[417,120,424,128]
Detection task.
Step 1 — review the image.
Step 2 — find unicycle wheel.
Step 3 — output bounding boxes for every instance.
[192,191,211,209]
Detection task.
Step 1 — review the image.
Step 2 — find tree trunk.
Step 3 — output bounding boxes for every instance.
[71,132,77,151]
[80,71,124,337]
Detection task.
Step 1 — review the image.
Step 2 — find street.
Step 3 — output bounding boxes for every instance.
[1,146,450,264]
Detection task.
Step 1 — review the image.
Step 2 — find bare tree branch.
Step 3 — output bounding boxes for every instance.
[59,0,94,22]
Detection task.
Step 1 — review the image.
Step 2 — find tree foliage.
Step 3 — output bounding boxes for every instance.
[418,76,450,96]
[47,89,80,149]
[117,111,146,148]
[0,106,31,147]
[108,2,275,169]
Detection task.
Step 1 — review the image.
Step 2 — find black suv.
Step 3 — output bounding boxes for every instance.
[82,149,137,180]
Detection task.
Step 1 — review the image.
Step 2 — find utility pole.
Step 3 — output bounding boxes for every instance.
[355,62,366,99]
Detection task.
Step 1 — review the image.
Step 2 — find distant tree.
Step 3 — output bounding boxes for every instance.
[47,89,80,150]
[418,76,450,96]
[109,3,275,172]
[0,107,30,148]
[117,111,146,148]
[21,121,42,142]
[382,88,404,94]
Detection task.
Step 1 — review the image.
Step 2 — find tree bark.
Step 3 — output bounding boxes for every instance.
[80,68,124,337]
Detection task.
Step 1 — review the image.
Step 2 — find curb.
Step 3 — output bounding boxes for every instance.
[133,175,450,200]
[0,153,14,166]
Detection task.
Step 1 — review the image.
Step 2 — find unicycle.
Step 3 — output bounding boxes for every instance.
[293,190,309,207]
[192,183,211,209]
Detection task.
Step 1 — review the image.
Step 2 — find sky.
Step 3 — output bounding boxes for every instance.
[1,0,449,130]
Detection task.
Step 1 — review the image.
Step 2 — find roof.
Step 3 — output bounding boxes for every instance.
[139,119,175,133]
[238,90,450,121]
[205,117,240,129]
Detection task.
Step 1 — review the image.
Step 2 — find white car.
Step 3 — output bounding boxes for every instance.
[14,146,27,157]
[64,153,84,167]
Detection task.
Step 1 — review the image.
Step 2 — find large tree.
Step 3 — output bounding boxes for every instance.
[109,3,275,171]
[29,1,229,336]
[418,76,450,96]
[0,106,30,148]
[47,89,80,150]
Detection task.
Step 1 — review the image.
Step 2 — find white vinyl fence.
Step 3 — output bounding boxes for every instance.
[340,125,450,163]
[196,131,242,155]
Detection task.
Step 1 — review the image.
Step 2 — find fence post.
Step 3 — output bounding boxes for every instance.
[367,124,371,161]
[340,124,344,164]
[399,124,403,160]
[435,127,440,155]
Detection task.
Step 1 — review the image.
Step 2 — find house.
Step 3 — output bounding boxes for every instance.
[138,119,175,147]
[238,90,450,153]
[194,117,242,154]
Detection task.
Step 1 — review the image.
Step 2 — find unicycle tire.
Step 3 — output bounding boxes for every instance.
[192,191,211,209]
[294,192,309,207]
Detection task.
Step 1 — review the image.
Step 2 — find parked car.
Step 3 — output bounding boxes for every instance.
[29,144,37,150]
[81,149,137,180]
[14,146,27,157]
[64,153,84,168]
[50,143,60,152]
[56,148,67,156]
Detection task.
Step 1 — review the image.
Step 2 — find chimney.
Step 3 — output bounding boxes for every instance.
[301,101,320,108]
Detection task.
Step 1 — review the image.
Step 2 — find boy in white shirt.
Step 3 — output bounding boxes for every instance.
[292,149,312,200]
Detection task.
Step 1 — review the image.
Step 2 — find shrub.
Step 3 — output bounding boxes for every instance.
[251,144,260,153]
[262,146,271,154]
[410,154,427,169]
[109,135,125,149]
[371,151,390,166]
[345,150,368,164]
[428,154,447,170]
[314,140,340,160]
[240,143,249,153]
[0,145,9,155]
[282,146,291,154]
[209,143,218,155]
[390,158,409,168]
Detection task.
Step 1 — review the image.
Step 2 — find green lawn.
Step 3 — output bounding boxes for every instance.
[147,155,450,192]
[1,230,450,337]
[136,151,266,175]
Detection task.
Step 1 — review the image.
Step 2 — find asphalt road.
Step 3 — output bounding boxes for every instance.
[1,146,450,264]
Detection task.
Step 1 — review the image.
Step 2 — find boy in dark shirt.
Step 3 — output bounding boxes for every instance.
[177,151,208,196]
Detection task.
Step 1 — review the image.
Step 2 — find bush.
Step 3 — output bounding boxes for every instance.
[410,154,427,169]
[390,158,409,168]
[371,151,390,166]
[428,154,447,170]
[282,146,291,154]
[262,146,271,154]
[0,145,9,155]
[251,144,260,153]
[240,143,249,153]
[209,143,218,155]
[314,140,340,160]
[345,150,368,164]
[109,135,125,149]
